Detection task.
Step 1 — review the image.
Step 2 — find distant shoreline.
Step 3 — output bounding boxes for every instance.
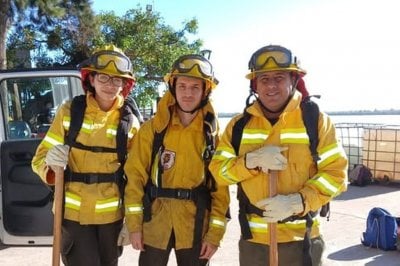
[218,109,400,117]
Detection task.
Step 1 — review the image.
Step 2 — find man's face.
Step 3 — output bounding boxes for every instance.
[175,76,204,112]
[255,71,293,112]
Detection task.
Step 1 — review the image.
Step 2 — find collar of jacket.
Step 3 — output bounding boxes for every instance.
[153,90,217,134]
[86,92,125,112]
[247,90,302,118]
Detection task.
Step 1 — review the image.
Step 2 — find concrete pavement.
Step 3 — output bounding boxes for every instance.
[1,183,400,265]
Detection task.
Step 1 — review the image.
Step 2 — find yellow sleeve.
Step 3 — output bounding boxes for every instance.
[300,113,348,214]
[31,103,69,185]
[124,120,154,233]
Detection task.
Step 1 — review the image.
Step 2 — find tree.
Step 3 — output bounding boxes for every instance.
[4,0,97,68]
[95,6,202,111]
[2,3,203,112]
[0,0,67,69]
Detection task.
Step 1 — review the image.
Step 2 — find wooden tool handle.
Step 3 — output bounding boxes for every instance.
[269,170,278,266]
[52,166,64,266]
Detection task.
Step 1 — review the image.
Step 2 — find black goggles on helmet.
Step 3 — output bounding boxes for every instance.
[173,55,214,79]
[249,45,294,71]
[82,50,132,74]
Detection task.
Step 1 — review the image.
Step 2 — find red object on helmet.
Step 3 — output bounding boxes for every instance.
[296,77,309,100]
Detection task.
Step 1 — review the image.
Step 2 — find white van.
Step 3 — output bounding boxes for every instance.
[0,68,83,245]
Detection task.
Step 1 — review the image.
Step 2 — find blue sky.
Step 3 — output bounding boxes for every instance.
[93,0,400,113]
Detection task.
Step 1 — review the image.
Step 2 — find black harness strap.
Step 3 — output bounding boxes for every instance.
[231,112,251,155]
[64,168,121,184]
[301,95,321,163]
[67,95,86,144]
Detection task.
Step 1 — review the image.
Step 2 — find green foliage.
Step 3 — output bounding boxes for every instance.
[3,3,204,109]
[94,6,203,109]
[5,0,97,67]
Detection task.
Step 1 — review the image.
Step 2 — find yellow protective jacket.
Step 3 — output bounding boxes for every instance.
[209,91,348,245]
[32,93,140,225]
[124,91,230,250]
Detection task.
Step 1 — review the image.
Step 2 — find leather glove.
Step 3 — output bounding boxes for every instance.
[246,146,288,172]
[45,145,70,168]
[117,223,131,246]
[256,193,304,223]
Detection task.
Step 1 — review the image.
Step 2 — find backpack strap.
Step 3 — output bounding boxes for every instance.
[203,112,217,191]
[301,95,321,163]
[67,95,86,145]
[116,100,134,165]
[231,111,251,155]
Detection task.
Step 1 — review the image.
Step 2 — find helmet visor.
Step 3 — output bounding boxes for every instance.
[91,51,132,74]
[250,46,293,71]
[173,55,214,79]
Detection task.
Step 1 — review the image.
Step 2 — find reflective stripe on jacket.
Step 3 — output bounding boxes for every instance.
[209,91,348,244]
[32,93,140,224]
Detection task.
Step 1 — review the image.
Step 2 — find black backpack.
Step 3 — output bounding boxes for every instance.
[349,164,373,186]
[64,94,142,195]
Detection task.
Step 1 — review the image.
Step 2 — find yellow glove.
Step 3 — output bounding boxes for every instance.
[117,223,131,246]
[256,193,304,223]
[246,146,288,172]
[45,145,70,168]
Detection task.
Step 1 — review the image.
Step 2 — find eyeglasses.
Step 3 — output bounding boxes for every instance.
[96,73,125,87]
[249,45,294,71]
[173,55,214,79]
[89,51,132,74]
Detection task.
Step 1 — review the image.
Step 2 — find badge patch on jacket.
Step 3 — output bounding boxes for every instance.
[161,150,175,170]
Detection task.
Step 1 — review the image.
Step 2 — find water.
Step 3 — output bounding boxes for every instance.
[329,114,400,126]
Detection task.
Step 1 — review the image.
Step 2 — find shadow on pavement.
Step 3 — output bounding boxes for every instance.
[327,243,400,266]
[335,183,400,201]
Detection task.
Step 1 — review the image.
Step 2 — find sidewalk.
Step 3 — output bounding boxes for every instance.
[1,183,400,266]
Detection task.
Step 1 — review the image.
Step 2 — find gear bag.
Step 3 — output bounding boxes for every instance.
[64,94,141,194]
[361,207,399,251]
[349,164,373,187]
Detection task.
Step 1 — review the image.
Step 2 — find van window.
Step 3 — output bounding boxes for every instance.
[0,75,81,139]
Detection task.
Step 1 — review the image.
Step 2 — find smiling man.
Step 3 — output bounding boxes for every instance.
[209,44,348,266]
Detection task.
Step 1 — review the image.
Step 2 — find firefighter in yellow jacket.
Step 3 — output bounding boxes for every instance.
[124,54,230,266]
[209,45,348,266]
[31,45,140,266]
